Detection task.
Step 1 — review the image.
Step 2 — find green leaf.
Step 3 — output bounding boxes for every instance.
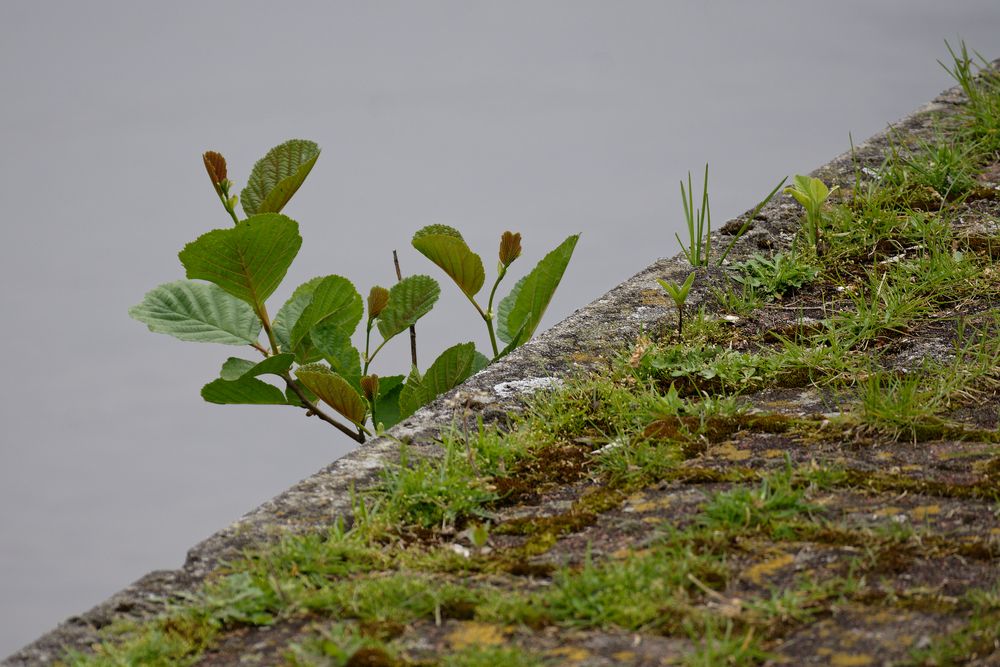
[295,363,367,425]
[311,320,361,386]
[273,276,325,359]
[411,225,485,299]
[377,374,406,396]
[240,139,321,217]
[497,234,579,344]
[179,214,302,311]
[398,366,424,421]
[377,274,440,340]
[657,272,696,308]
[291,275,363,351]
[129,280,262,345]
[220,358,256,380]
[371,374,405,430]
[398,343,488,418]
[201,376,288,405]
[220,353,295,381]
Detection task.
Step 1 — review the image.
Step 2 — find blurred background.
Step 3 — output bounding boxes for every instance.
[1,0,997,656]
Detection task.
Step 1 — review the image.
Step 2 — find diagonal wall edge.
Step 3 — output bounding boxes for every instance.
[3,78,975,666]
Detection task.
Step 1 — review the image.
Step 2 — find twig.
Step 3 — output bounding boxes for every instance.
[393,250,418,368]
[282,373,366,443]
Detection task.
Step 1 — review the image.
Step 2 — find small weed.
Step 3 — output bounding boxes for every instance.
[784,175,838,251]
[378,441,498,530]
[941,39,1000,153]
[879,133,980,199]
[487,543,728,632]
[741,572,863,639]
[287,623,397,667]
[635,343,767,395]
[897,246,977,306]
[522,374,647,444]
[193,571,281,627]
[682,619,770,667]
[677,164,713,267]
[822,267,931,349]
[305,573,481,625]
[699,465,820,536]
[676,165,786,267]
[247,523,384,588]
[682,305,732,344]
[441,645,549,667]
[659,271,697,340]
[647,384,746,423]
[711,280,765,317]
[595,436,684,485]
[766,326,866,386]
[443,419,534,481]
[906,584,1000,665]
[859,369,944,442]
[731,251,820,299]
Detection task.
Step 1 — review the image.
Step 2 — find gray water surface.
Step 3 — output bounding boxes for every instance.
[1,0,998,656]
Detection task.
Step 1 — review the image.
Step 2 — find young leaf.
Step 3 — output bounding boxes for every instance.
[290,275,363,350]
[411,225,485,299]
[398,366,424,420]
[398,342,488,418]
[240,139,321,217]
[273,276,325,355]
[179,214,302,312]
[370,374,405,430]
[201,376,288,405]
[220,353,296,381]
[129,280,262,345]
[657,272,696,308]
[376,274,441,340]
[497,234,579,344]
[310,320,362,386]
[295,363,368,425]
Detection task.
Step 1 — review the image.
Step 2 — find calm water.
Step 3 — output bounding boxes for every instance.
[1,1,997,656]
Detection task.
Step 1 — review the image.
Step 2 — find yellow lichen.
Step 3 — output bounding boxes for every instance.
[744,552,796,585]
[710,443,753,461]
[445,621,506,650]
[910,505,941,520]
[830,653,875,666]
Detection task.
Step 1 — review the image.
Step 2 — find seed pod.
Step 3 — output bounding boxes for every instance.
[499,231,522,267]
[360,374,379,401]
[202,151,228,196]
[367,286,390,318]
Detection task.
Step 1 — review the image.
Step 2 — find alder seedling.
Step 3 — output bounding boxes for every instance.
[130,140,578,442]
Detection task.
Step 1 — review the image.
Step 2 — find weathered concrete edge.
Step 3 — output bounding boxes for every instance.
[3,81,970,666]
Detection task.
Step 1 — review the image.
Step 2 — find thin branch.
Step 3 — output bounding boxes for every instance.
[394,250,418,368]
[484,269,505,358]
[282,373,366,443]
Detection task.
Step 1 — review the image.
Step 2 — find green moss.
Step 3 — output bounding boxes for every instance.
[441,645,549,667]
